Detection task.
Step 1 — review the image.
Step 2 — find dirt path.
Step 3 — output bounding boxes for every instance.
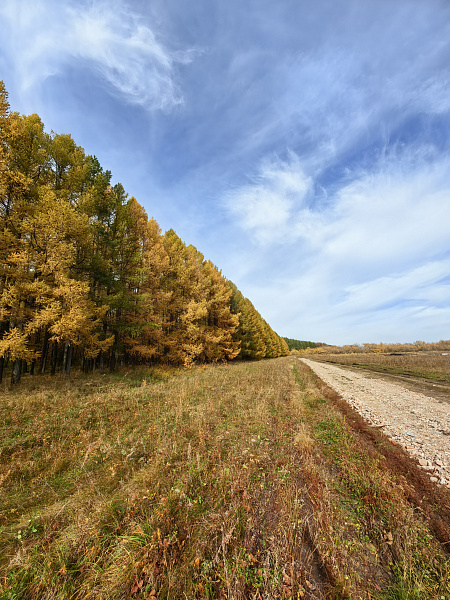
[300,358,450,488]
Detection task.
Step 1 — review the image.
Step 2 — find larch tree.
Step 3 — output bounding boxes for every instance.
[121,201,170,363]
[0,109,51,382]
[200,260,240,362]
[162,230,208,366]
[227,282,267,360]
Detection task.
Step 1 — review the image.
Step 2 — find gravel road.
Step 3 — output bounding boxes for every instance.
[300,358,450,488]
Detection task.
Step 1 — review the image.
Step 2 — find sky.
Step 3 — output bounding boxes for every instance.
[1,0,450,345]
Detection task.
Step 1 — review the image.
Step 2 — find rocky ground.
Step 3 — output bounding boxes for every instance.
[300,358,450,489]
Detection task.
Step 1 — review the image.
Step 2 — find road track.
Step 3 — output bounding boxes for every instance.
[300,358,450,488]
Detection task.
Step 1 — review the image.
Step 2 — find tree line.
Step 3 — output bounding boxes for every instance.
[282,338,317,351]
[295,340,450,355]
[0,82,289,383]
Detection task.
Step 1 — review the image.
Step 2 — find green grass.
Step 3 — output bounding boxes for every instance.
[0,359,449,599]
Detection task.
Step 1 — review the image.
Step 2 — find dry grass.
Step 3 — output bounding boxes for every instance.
[309,352,450,383]
[0,359,449,599]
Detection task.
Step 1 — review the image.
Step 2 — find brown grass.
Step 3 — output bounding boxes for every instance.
[0,359,449,599]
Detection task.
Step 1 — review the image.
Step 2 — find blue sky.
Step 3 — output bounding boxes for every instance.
[1,0,450,344]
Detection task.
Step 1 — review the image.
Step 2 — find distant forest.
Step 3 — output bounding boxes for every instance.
[282,338,317,351]
[0,82,289,383]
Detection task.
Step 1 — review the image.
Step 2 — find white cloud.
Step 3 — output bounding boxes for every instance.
[225,152,314,244]
[229,148,450,343]
[341,260,450,315]
[0,0,194,110]
[250,257,450,345]
[229,147,450,257]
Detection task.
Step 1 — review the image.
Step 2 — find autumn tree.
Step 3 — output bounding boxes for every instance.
[161,231,209,365]
[0,105,51,382]
[227,282,267,360]
[199,260,240,362]
[0,81,287,380]
[121,203,170,364]
[0,184,112,382]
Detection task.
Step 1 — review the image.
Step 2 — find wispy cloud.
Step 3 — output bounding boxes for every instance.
[0,0,194,110]
[227,144,450,254]
[227,146,450,342]
[246,256,450,345]
[225,152,315,244]
[270,9,450,174]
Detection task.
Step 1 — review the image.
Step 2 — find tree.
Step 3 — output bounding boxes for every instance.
[161,231,208,365]
[121,204,170,363]
[0,187,113,382]
[0,80,287,381]
[227,283,267,360]
[200,260,240,362]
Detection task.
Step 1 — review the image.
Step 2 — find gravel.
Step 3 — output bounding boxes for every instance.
[300,358,450,488]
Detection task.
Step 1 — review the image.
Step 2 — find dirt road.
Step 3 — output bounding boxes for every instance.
[300,358,450,488]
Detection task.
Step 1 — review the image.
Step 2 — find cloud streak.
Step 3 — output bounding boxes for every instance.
[0,0,194,110]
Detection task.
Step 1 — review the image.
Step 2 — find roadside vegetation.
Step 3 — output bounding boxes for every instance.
[1,358,449,599]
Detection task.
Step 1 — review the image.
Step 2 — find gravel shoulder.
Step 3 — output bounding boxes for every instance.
[300,357,450,489]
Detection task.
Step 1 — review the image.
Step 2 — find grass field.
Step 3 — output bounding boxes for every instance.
[1,358,449,599]
[306,352,450,384]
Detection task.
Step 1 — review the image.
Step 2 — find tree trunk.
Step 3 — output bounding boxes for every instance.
[0,357,4,384]
[40,328,50,374]
[57,343,65,372]
[11,359,22,385]
[51,341,58,375]
[65,344,73,377]
[63,342,69,373]
[110,350,116,373]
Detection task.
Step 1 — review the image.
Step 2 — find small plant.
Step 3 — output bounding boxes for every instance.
[15,515,40,542]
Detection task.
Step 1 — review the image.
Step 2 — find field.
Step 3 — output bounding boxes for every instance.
[1,358,449,599]
[306,352,450,384]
